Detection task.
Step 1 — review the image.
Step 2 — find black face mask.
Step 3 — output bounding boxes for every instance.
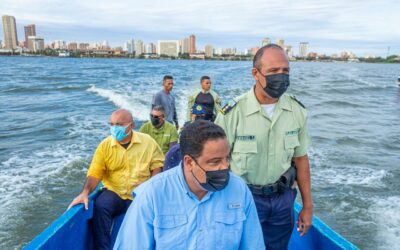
[191,157,230,192]
[151,117,161,127]
[261,73,290,99]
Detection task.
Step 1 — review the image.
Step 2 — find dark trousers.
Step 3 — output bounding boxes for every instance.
[253,188,297,250]
[93,189,132,250]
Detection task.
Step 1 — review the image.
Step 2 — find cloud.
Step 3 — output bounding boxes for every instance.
[1,0,399,55]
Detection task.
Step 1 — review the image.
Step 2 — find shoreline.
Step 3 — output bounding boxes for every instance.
[1,54,399,64]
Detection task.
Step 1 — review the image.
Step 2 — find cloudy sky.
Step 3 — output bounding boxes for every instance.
[1,0,399,56]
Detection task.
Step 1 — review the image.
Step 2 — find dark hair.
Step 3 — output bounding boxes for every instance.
[180,120,226,159]
[253,43,284,70]
[200,75,210,82]
[163,75,173,81]
[152,105,165,114]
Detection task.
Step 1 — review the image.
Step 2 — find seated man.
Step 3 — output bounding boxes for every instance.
[186,76,221,122]
[139,105,178,155]
[114,120,265,250]
[67,109,164,250]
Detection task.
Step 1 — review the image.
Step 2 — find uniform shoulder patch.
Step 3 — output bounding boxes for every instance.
[289,95,306,109]
[220,99,237,115]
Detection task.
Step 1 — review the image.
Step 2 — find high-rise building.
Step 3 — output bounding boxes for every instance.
[53,40,67,50]
[276,38,285,48]
[189,34,196,54]
[24,24,36,48]
[299,42,309,58]
[27,36,44,52]
[181,38,189,54]
[2,15,18,49]
[135,40,144,55]
[78,43,89,50]
[67,42,78,51]
[146,43,156,54]
[261,37,271,47]
[123,39,135,54]
[205,44,213,58]
[157,40,179,57]
[284,45,293,59]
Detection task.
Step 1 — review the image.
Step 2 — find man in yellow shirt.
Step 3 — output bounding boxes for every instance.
[139,105,178,154]
[67,109,163,250]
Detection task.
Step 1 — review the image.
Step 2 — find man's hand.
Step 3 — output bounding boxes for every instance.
[67,192,89,210]
[297,207,312,236]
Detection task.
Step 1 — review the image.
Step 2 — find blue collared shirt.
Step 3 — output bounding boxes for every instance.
[114,164,265,250]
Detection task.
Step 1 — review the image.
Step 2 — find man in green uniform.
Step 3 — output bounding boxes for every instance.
[187,76,221,122]
[140,105,178,155]
[215,44,313,249]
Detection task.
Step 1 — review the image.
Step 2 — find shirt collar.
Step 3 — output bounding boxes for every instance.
[177,162,213,202]
[200,89,211,94]
[246,87,292,116]
[110,130,141,147]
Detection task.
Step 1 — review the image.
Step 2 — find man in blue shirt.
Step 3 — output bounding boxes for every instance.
[152,75,179,129]
[114,120,264,250]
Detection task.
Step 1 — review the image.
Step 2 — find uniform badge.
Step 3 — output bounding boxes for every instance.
[220,100,237,115]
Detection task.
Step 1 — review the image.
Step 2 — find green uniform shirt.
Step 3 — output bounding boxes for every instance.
[215,87,311,186]
[139,121,178,154]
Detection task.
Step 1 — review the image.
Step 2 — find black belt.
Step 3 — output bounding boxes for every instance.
[248,183,282,196]
[248,164,297,197]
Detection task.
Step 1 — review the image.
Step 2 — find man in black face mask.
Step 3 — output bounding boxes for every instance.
[115,120,264,249]
[215,44,313,249]
[139,105,178,155]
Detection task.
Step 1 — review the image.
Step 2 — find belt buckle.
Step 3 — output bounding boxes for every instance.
[262,185,274,196]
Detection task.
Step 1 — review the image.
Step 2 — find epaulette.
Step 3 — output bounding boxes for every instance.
[220,99,237,115]
[290,95,306,109]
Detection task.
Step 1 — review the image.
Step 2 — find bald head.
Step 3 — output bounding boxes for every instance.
[253,44,288,71]
[110,109,134,125]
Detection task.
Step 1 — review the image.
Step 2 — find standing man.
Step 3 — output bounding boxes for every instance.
[68,109,164,250]
[139,105,178,155]
[114,120,265,250]
[215,44,313,249]
[187,76,221,122]
[152,75,179,129]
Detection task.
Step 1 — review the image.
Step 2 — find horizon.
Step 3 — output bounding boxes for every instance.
[1,0,399,57]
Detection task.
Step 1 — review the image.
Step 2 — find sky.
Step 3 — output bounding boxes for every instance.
[1,0,399,56]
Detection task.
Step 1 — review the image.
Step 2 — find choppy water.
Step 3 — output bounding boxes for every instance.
[0,57,399,249]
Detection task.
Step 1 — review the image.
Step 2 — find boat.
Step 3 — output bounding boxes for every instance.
[24,187,359,250]
[58,51,70,57]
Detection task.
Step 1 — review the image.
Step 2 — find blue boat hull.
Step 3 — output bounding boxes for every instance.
[25,189,359,250]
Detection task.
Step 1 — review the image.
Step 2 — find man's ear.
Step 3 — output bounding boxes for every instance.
[131,121,135,130]
[252,68,259,81]
[183,155,194,171]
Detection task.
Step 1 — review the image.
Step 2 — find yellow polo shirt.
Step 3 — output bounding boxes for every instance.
[87,131,164,200]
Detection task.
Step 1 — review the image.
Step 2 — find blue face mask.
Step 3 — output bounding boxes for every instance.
[110,124,131,141]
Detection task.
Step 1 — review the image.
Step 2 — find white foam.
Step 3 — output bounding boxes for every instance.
[0,144,88,231]
[87,85,150,121]
[369,196,400,250]
[308,147,390,188]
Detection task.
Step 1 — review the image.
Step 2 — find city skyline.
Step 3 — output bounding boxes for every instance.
[1,0,400,56]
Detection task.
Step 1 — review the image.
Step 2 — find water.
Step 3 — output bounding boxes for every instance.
[0,57,399,249]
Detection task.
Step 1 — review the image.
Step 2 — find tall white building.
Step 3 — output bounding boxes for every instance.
[135,40,144,55]
[157,40,179,57]
[123,38,135,54]
[261,37,271,47]
[205,44,213,58]
[53,40,67,50]
[299,42,309,58]
[28,36,44,52]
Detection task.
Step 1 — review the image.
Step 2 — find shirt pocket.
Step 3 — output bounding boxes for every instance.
[154,214,187,249]
[213,210,246,249]
[283,135,300,162]
[232,140,257,173]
